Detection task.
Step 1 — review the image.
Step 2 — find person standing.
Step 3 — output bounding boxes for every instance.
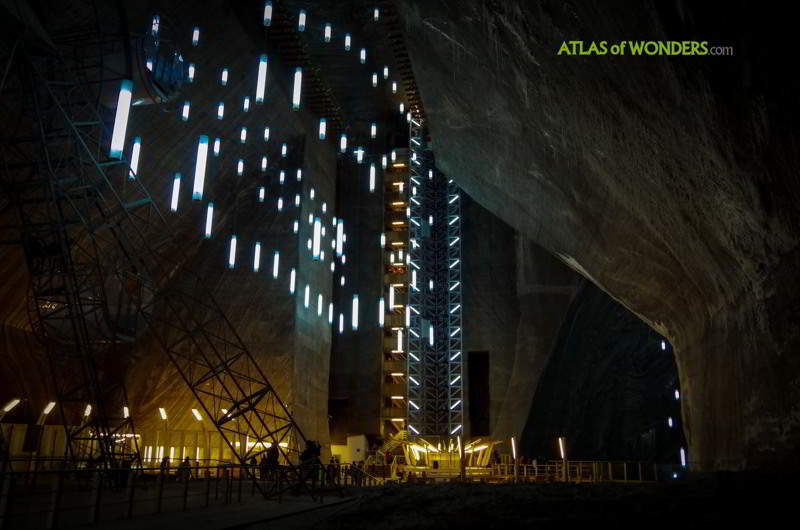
[160,455,170,477]
[259,454,268,481]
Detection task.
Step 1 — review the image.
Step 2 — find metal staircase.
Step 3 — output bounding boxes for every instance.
[377,429,408,457]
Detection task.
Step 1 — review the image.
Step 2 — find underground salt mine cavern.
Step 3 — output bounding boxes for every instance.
[0,1,798,528]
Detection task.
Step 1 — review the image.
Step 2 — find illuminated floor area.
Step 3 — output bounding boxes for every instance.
[246,476,794,530]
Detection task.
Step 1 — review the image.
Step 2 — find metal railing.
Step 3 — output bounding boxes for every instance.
[322,463,391,487]
[490,460,661,483]
[0,457,671,528]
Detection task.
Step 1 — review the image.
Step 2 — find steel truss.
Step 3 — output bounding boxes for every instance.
[0,3,320,500]
[406,118,463,438]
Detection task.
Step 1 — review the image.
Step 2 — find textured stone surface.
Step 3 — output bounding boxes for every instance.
[523,281,685,462]
[0,0,336,447]
[329,156,385,441]
[398,0,800,469]
[462,195,520,435]
[462,195,581,440]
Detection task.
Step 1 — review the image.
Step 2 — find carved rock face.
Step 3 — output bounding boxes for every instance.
[398,0,800,470]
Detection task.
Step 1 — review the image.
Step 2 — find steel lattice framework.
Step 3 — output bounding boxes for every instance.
[406,118,463,438]
[0,2,319,500]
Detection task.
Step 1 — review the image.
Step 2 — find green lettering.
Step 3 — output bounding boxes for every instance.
[629,41,645,55]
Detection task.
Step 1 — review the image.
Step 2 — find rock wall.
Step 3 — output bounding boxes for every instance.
[523,281,686,462]
[462,195,580,440]
[0,0,336,448]
[398,0,800,470]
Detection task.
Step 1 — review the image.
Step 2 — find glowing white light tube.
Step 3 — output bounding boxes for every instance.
[170,173,181,211]
[129,136,141,179]
[312,218,321,259]
[205,203,213,238]
[228,235,237,268]
[253,242,261,272]
[110,80,133,158]
[256,55,268,103]
[192,135,208,200]
[292,68,302,109]
[336,221,344,256]
[263,1,272,26]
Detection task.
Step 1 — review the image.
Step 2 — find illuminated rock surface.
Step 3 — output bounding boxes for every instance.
[398,0,800,470]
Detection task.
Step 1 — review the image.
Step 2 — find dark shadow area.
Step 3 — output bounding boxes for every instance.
[522,280,686,463]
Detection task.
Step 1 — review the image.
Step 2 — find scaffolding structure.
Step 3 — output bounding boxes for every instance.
[0,2,318,499]
[406,119,463,438]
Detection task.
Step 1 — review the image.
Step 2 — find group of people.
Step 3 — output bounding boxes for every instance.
[159,455,196,481]
[248,444,282,482]
[153,441,378,489]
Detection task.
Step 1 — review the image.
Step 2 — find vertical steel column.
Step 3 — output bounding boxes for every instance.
[406,117,463,438]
